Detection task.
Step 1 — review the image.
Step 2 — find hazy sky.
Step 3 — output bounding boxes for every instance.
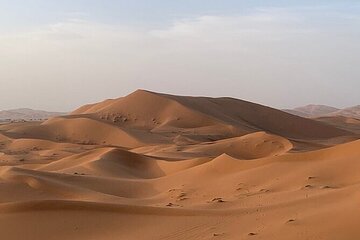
[1,0,359,111]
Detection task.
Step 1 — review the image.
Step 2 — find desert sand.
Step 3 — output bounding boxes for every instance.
[1,90,360,240]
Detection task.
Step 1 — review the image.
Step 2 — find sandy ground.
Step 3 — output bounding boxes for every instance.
[1,90,360,240]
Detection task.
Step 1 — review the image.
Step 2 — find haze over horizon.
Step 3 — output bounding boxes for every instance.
[1,0,360,111]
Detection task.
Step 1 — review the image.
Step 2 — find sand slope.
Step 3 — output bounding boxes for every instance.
[0,90,359,240]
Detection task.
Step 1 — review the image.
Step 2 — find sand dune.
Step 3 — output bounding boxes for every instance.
[6,116,146,148]
[72,90,349,138]
[133,131,292,159]
[0,90,359,240]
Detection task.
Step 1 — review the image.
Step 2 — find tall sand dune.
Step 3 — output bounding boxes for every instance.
[72,90,350,139]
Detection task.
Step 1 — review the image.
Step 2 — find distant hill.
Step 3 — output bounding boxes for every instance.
[0,108,65,121]
[330,105,360,119]
[283,104,340,118]
[284,104,360,119]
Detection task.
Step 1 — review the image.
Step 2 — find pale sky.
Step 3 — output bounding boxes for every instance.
[0,0,359,111]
